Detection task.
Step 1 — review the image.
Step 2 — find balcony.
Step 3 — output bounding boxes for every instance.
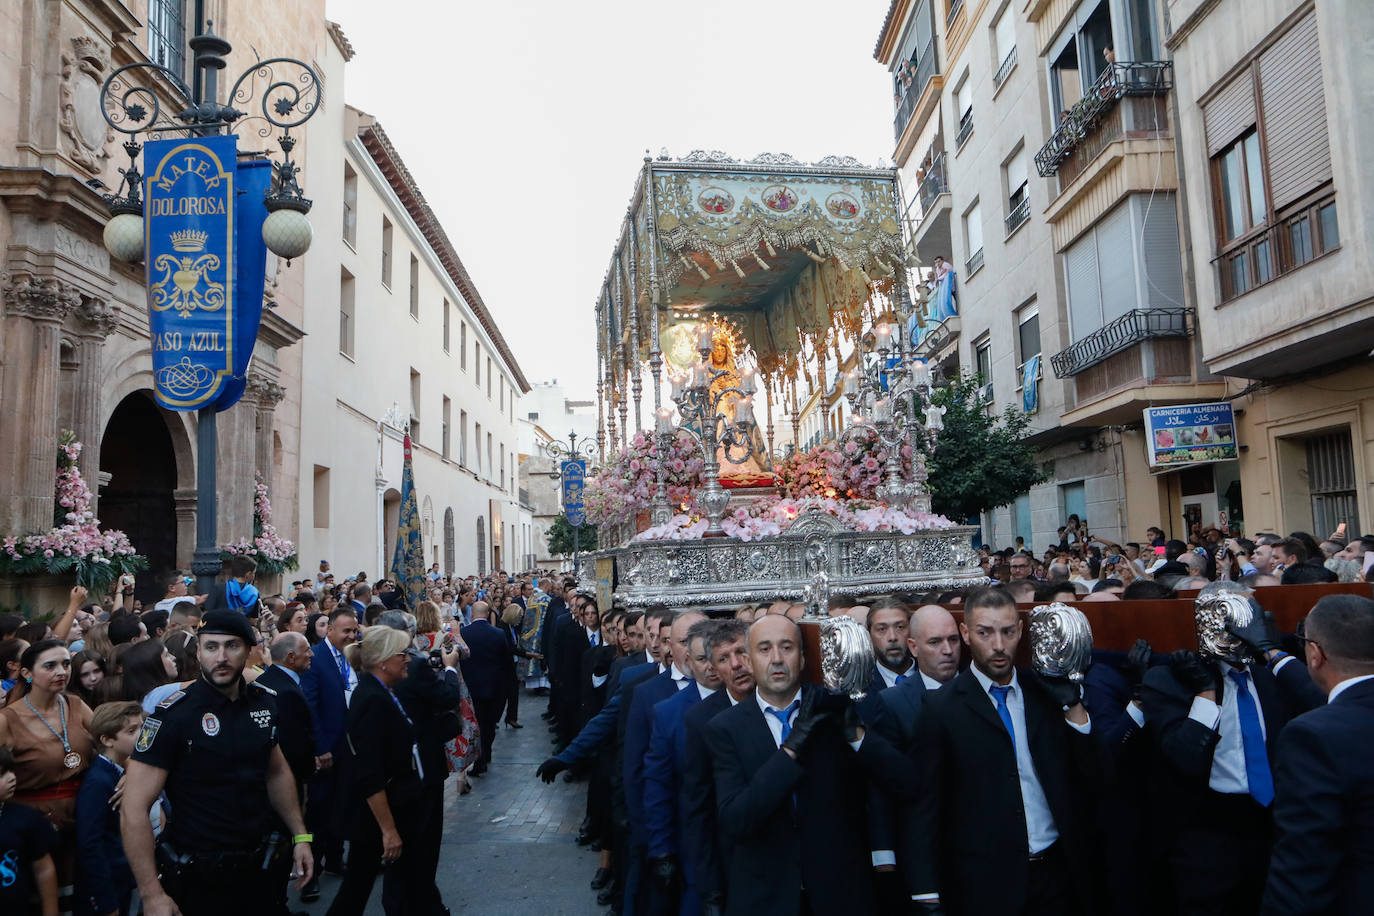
[993,46,1017,91]
[908,152,952,262]
[1004,197,1030,237]
[1051,307,1191,377]
[893,40,939,144]
[955,110,974,149]
[965,247,984,277]
[1053,308,1227,426]
[946,0,965,26]
[1035,61,1173,180]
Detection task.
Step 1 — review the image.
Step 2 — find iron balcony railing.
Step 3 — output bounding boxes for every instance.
[1035,61,1173,178]
[917,151,948,213]
[993,46,1017,90]
[946,0,965,26]
[1050,307,1192,378]
[1004,196,1030,236]
[965,247,984,276]
[955,110,974,148]
[893,39,939,142]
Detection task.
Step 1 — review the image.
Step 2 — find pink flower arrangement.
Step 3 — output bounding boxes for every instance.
[773,430,914,501]
[630,496,954,543]
[584,430,705,526]
[220,473,299,575]
[635,514,711,541]
[0,431,148,591]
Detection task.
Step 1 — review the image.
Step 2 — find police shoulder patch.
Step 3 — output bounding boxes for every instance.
[155,690,185,711]
[135,716,162,753]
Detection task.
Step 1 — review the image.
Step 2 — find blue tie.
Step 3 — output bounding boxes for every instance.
[335,647,350,685]
[895,673,909,685]
[1228,670,1275,806]
[990,685,1016,746]
[767,700,800,744]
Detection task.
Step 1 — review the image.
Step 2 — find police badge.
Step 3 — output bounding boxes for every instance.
[135,716,162,753]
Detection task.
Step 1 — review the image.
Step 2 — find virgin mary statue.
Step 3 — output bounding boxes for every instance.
[704,331,774,488]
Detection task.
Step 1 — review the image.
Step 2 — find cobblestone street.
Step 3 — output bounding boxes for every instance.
[299,695,605,915]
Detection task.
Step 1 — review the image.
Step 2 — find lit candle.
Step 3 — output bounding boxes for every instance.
[736,395,756,425]
[874,323,893,349]
[911,358,930,387]
[656,407,673,434]
[669,372,683,400]
[696,324,714,352]
[874,397,891,423]
[844,370,859,396]
[692,361,709,389]
[741,367,756,394]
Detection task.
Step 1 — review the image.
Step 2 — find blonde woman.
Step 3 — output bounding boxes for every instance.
[330,626,429,914]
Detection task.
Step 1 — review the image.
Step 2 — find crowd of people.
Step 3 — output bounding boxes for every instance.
[0,556,550,916]
[0,523,1370,916]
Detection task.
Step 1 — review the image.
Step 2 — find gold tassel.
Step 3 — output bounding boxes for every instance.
[857,266,873,286]
[710,253,725,272]
[729,258,745,279]
[764,239,777,257]
[753,252,771,270]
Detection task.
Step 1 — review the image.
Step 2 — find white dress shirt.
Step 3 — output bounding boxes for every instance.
[1187,663,1266,795]
[755,688,802,748]
[696,683,718,702]
[327,640,357,699]
[670,664,691,691]
[969,666,1088,854]
[585,626,601,648]
[919,671,945,691]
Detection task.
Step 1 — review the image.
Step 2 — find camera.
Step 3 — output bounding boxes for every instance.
[429,648,443,670]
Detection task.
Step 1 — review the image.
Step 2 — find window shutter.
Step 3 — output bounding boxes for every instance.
[1259,10,1330,208]
[1007,149,1028,197]
[1136,193,1185,309]
[995,13,1015,65]
[1065,232,1102,343]
[1203,71,1256,157]
[1096,202,1136,326]
[965,201,983,253]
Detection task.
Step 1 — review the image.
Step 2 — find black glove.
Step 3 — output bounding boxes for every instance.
[647,854,679,890]
[913,900,946,915]
[839,697,864,744]
[1041,675,1083,710]
[1227,604,1280,658]
[1124,638,1153,687]
[535,758,568,784]
[1169,649,1214,696]
[780,690,827,760]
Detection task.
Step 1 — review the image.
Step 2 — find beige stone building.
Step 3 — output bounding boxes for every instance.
[1167,0,1373,538]
[0,1,332,601]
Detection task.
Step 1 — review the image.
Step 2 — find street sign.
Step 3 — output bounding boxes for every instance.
[1143,402,1238,467]
[562,458,586,527]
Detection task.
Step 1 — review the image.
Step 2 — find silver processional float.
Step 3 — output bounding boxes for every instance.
[580,149,993,692]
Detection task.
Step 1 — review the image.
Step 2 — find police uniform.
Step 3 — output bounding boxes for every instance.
[132,673,285,912]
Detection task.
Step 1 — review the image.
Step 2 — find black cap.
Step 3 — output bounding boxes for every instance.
[199,610,256,647]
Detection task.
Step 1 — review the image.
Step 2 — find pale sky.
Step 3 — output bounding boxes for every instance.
[326,0,896,401]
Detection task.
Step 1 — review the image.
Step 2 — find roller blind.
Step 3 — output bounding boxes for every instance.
[965,201,983,254]
[1007,149,1028,198]
[995,12,1016,66]
[1065,232,1101,343]
[1259,10,1331,208]
[1203,71,1256,157]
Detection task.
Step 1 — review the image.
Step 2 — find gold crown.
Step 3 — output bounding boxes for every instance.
[170,229,208,252]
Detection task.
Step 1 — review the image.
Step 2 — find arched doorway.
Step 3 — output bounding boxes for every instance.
[382,488,401,576]
[99,392,179,603]
[443,508,455,576]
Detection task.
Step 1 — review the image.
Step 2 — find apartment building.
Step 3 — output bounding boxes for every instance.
[1167,0,1374,538]
[299,25,530,578]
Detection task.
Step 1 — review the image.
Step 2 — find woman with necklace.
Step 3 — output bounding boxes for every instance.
[0,638,94,915]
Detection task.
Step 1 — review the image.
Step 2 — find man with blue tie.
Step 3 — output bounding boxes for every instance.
[301,606,359,886]
[643,618,724,915]
[910,587,1096,915]
[1141,588,1306,916]
[1262,594,1374,915]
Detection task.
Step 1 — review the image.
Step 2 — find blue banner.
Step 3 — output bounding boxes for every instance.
[562,459,586,527]
[212,156,273,412]
[1022,353,1040,414]
[143,136,238,410]
[390,434,428,608]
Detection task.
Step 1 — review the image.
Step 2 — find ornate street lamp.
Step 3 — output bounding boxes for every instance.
[96,22,322,595]
[537,432,599,575]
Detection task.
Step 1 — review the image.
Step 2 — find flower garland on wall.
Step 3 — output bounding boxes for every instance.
[0,431,148,592]
[220,473,299,576]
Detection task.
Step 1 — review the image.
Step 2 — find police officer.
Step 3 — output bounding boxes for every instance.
[120,610,314,916]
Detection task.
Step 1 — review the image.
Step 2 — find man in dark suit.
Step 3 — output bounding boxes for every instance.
[643,618,724,914]
[704,613,912,916]
[624,611,702,914]
[540,579,571,721]
[553,593,595,747]
[1141,589,1309,915]
[680,619,753,916]
[301,606,359,883]
[869,605,961,903]
[1262,594,1374,915]
[259,632,320,907]
[461,605,516,776]
[910,587,1097,915]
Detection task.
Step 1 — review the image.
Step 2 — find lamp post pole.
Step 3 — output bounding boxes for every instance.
[97,19,322,597]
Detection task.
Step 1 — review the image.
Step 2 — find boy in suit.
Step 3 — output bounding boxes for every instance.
[76,702,143,916]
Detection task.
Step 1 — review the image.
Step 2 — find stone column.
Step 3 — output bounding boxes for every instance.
[1,273,79,533]
[173,488,199,570]
[246,375,285,491]
[71,295,118,497]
